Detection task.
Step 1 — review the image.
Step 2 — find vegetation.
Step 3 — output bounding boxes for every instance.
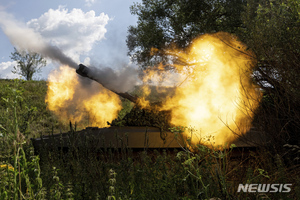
[240,0,300,152]
[127,0,299,77]
[0,79,299,199]
[127,0,246,69]
[10,48,46,81]
[0,0,299,199]
[127,0,300,160]
[0,79,69,138]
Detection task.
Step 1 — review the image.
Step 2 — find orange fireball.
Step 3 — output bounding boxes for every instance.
[161,32,261,147]
[45,65,122,128]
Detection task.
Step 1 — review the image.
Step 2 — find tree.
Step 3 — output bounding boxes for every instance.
[10,48,47,80]
[240,0,300,148]
[127,0,300,149]
[127,0,246,69]
[241,0,300,91]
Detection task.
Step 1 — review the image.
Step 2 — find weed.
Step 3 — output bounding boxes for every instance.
[0,79,299,199]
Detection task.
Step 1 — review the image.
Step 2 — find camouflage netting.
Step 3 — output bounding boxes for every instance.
[108,104,172,134]
[108,86,176,141]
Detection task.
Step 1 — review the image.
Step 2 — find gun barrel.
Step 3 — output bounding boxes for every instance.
[76,64,138,103]
[76,64,91,78]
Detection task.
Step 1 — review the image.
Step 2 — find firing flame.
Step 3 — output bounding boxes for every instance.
[45,32,260,147]
[45,66,122,128]
[156,32,260,147]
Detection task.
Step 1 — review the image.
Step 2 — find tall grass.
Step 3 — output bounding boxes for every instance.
[0,79,45,199]
[0,79,299,199]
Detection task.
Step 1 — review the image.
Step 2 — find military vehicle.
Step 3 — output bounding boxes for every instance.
[32,64,266,156]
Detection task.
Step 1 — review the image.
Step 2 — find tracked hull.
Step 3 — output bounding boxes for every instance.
[32,126,267,158]
[32,126,184,152]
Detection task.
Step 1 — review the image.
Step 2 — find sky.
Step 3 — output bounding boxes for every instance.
[0,0,141,80]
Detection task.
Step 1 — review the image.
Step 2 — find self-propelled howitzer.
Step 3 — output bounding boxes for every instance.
[31,64,264,155]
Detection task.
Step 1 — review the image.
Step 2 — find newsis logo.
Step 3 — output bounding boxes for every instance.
[237,184,292,193]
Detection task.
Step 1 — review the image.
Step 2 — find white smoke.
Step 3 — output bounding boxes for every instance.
[0,10,78,68]
[0,8,138,92]
[88,64,138,93]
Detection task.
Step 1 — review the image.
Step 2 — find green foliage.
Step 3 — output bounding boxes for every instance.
[0,79,68,138]
[48,167,64,200]
[107,169,117,200]
[10,47,46,81]
[0,0,299,195]
[110,104,172,134]
[32,131,299,200]
[241,0,300,149]
[0,79,298,199]
[241,0,300,91]
[0,80,46,199]
[109,85,177,135]
[127,0,246,68]
[127,0,300,156]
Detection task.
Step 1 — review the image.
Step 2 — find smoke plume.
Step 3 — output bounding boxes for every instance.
[0,10,78,68]
[87,64,138,93]
[0,10,138,93]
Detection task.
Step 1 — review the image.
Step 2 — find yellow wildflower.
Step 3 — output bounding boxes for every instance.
[0,164,14,171]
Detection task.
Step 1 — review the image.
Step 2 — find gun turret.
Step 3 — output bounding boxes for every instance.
[76,64,138,103]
